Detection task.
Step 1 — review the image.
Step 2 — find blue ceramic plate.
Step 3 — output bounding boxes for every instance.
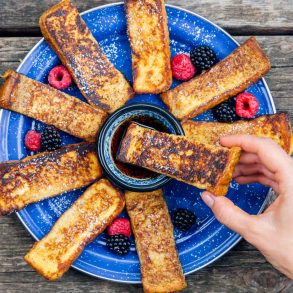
[0,3,275,283]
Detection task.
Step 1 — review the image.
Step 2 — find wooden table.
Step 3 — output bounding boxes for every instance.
[0,1,292,292]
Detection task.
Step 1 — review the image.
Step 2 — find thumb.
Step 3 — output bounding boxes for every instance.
[201,191,256,238]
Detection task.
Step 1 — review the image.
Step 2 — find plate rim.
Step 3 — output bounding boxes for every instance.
[0,1,275,284]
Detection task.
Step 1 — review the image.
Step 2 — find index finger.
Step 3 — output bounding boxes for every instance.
[220,135,290,174]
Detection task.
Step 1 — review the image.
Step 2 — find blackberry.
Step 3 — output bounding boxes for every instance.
[172,208,196,232]
[213,97,239,123]
[106,234,130,256]
[41,126,62,151]
[190,45,217,71]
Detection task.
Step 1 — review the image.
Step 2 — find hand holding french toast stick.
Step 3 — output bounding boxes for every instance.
[201,135,293,280]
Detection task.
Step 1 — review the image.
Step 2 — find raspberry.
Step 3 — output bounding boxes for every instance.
[48,65,72,89]
[41,126,62,151]
[106,234,130,256]
[236,93,259,118]
[24,130,41,152]
[190,46,217,71]
[171,54,196,81]
[172,208,196,231]
[107,218,131,237]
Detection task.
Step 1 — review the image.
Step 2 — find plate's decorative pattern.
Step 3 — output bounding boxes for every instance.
[0,4,274,283]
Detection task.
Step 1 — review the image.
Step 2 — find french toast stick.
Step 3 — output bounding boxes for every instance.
[161,37,271,120]
[125,0,172,93]
[0,143,102,215]
[39,0,134,113]
[25,179,125,281]
[117,123,241,196]
[182,113,293,154]
[0,70,107,142]
[125,190,186,292]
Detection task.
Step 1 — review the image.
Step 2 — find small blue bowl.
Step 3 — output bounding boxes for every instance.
[97,103,184,191]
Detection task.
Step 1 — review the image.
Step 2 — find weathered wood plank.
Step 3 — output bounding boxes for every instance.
[1,36,292,70]
[0,36,292,71]
[0,270,142,293]
[0,264,291,293]
[0,0,292,35]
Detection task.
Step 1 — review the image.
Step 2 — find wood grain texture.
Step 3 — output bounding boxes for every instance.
[1,36,292,69]
[0,0,292,35]
[0,1,293,290]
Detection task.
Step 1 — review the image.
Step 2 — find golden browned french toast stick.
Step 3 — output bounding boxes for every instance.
[0,143,102,215]
[125,0,172,93]
[182,113,293,154]
[25,179,125,281]
[39,0,134,113]
[117,123,241,196]
[0,70,107,142]
[125,190,186,292]
[161,37,271,120]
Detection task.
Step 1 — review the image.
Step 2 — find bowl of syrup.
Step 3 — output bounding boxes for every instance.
[97,103,184,191]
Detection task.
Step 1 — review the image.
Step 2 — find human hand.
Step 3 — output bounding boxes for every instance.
[201,135,293,279]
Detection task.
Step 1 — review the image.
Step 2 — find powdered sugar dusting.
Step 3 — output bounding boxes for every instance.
[48,195,73,217]
[100,39,119,61]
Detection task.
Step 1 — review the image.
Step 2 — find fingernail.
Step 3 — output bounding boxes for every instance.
[201,192,215,208]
